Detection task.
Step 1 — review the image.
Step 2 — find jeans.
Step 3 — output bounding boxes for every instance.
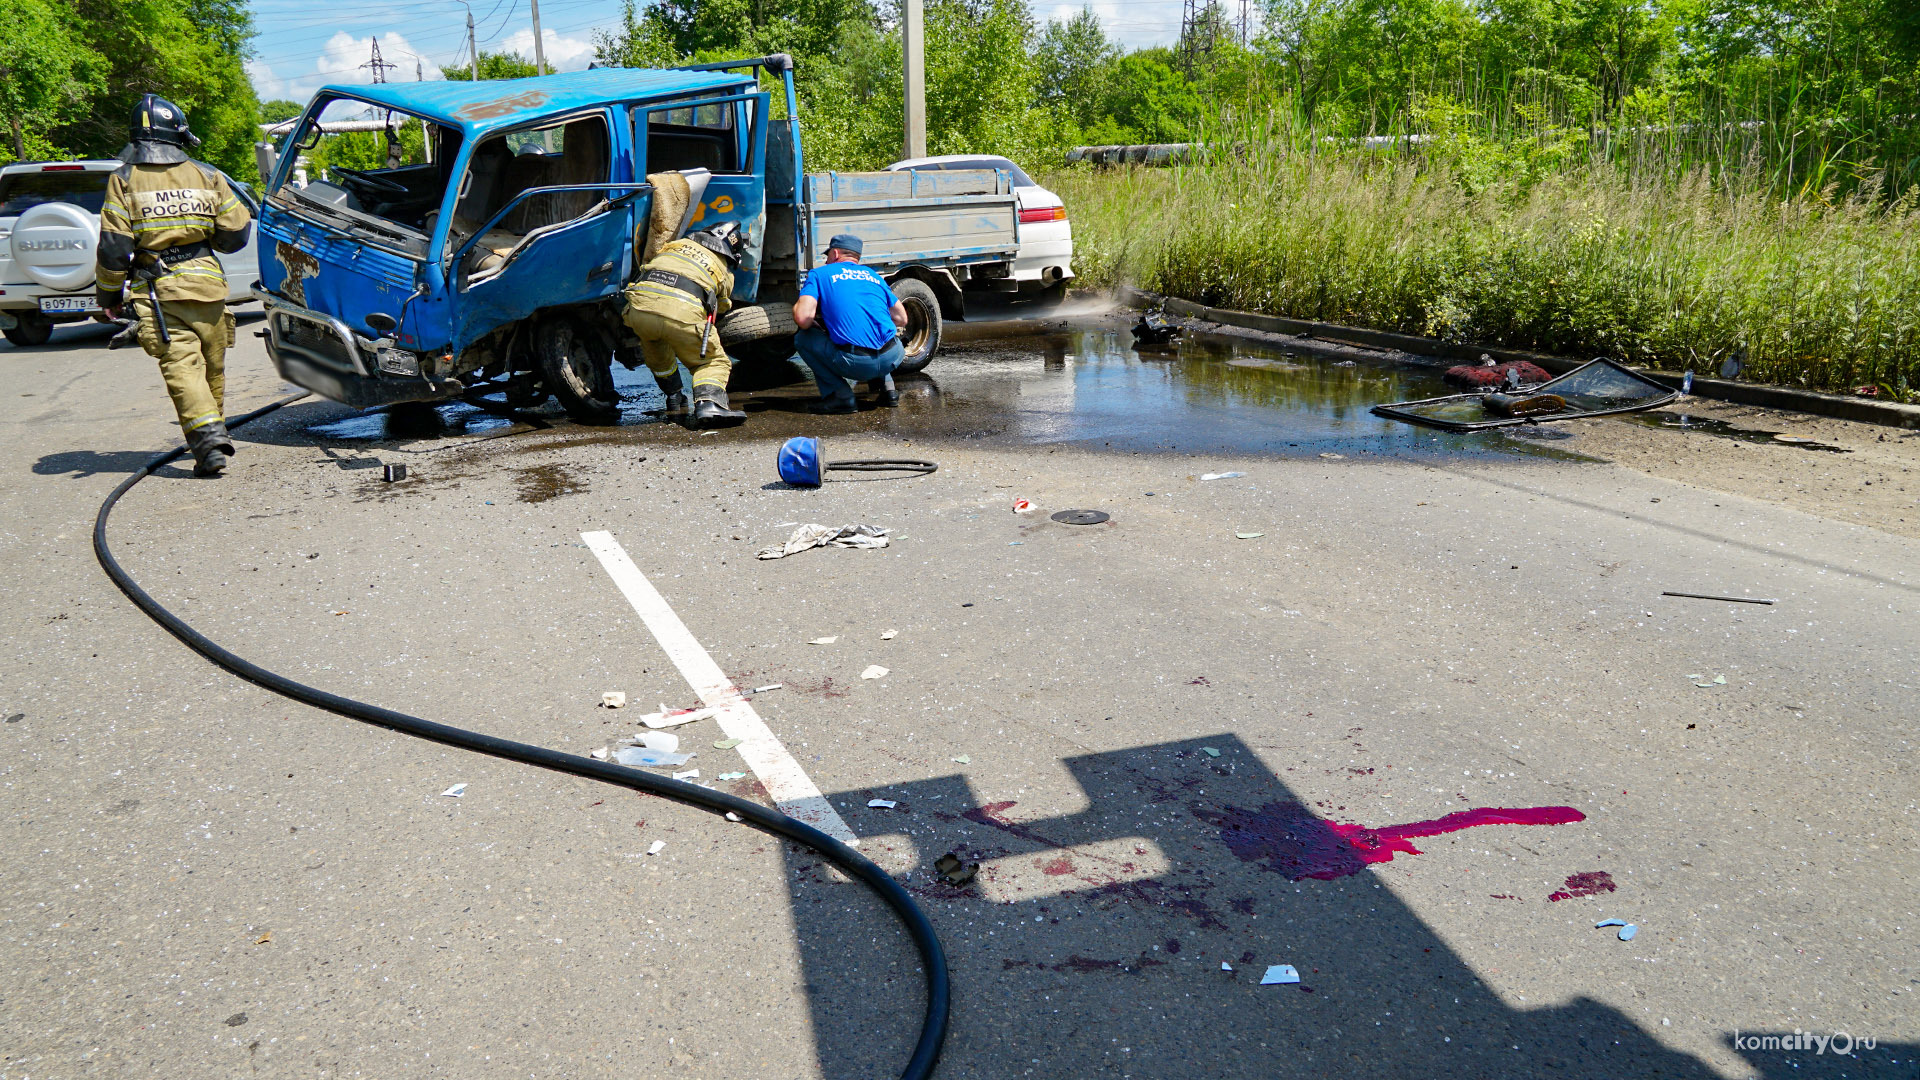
[794,326,903,407]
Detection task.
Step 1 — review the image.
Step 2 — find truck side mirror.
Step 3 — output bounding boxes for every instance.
[365,313,397,336]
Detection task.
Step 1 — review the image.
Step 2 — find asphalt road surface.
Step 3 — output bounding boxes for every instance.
[3,313,1915,1079]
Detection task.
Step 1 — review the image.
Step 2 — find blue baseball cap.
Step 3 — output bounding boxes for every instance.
[824,233,864,257]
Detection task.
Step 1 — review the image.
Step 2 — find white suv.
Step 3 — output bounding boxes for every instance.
[0,160,258,348]
[886,155,1074,300]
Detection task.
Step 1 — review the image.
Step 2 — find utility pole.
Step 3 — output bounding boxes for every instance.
[361,39,396,83]
[902,0,926,160]
[468,8,479,81]
[1179,0,1197,72]
[1239,0,1249,45]
[530,0,548,75]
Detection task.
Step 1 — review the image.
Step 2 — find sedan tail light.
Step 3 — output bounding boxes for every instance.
[1018,206,1067,223]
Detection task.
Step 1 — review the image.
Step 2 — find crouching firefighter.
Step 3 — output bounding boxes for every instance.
[94,95,252,476]
[622,221,749,429]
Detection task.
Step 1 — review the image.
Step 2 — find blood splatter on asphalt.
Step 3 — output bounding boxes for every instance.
[1200,802,1587,880]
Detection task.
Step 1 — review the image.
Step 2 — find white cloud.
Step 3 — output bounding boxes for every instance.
[249,31,446,104]
[499,27,600,72]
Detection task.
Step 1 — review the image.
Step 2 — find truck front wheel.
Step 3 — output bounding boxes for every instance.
[538,318,620,423]
[892,278,942,373]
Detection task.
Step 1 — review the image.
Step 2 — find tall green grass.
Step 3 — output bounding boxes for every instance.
[1050,152,1920,393]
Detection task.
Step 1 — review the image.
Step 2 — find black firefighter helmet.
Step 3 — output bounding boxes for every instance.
[691,220,746,264]
[120,94,200,165]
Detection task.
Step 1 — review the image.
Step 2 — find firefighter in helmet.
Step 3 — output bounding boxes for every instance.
[622,220,750,428]
[95,95,253,476]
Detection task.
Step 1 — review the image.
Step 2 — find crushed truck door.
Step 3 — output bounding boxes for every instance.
[446,108,646,351]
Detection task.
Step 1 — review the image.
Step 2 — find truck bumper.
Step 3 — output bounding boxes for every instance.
[256,289,458,409]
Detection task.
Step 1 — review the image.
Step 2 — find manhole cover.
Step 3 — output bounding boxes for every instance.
[1051,509,1110,525]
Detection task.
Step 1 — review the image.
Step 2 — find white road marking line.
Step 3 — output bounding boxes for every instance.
[581,530,858,846]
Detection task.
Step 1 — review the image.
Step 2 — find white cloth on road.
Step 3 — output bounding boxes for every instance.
[757,523,890,560]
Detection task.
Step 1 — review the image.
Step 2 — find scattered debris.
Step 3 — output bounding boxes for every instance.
[1051,509,1110,525]
[615,747,693,768]
[934,851,979,886]
[1443,360,1552,390]
[1235,532,1264,539]
[1691,673,1728,687]
[808,636,839,645]
[382,463,406,483]
[640,731,681,753]
[757,523,890,560]
[642,705,716,729]
[1318,452,1345,459]
[1132,310,1182,345]
[951,754,971,765]
[590,747,610,761]
[1261,965,1301,985]
[255,932,273,945]
[718,771,746,780]
[1662,590,1777,605]
[1012,498,1034,513]
[752,683,784,693]
[1221,962,1233,972]
[880,630,897,640]
[1596,919,1638,941]
[861,665,890,680]
[647,840,666,856]
[441,784,467,798]
[1201,747,1221,758]
[868,798,897,809]
[1200,471,1246,481]
[713,737,743,750]
[725,812,742,821]
[602,691,627,708]
[1484,391,1567,417]
[672,769,700,781]
[1547,871,1616,902]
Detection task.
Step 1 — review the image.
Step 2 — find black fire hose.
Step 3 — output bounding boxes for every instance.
[93,393,951,1080]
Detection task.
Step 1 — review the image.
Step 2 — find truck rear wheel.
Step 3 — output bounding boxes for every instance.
[538,319,620,423]
[3,314,53,348]
[892,278,941,373]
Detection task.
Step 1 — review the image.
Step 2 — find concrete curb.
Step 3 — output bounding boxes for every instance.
[1118,287,1920,431]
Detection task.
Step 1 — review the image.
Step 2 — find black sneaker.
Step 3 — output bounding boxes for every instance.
[807,398,857,415]
[868,375,899,407]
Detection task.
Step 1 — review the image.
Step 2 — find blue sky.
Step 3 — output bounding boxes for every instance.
[244,0,1210,103]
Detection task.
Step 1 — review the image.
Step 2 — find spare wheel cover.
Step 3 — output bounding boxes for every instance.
[13,201,99,293]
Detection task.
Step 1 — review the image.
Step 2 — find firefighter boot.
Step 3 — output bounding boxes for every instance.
[655,368,691,413]
[186,420,236,477]
[690,388,747,429]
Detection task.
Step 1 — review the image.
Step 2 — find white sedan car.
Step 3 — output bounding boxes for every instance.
[886,155,1073,300]
[0,160,257,348]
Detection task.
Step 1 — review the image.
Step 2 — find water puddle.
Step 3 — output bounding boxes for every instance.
[512,462,591,503]
[296,316,1593,460]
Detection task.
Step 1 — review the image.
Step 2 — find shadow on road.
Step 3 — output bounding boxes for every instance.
[781,736,1915,1079]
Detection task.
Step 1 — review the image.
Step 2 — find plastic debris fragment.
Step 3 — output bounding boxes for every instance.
[647,840,666,856]
[615,747,693,768]
[441,784,467,798]
[602,691,626,708]
[672,769,700,781]
[951,755,971,765]
[1201,747,1221,758]
[1617,924,1637,940]
[808,636,838,645]
[861,665,889,680]
[1012,498,1034,513]
[751,683,783,693]
[1221,962,1233,972]
[640,731,680,753]
[642,706,716,729]
[1200,472,1246,481]
[868,798,897,809]
[1319,452,1345,460]
[714,737,743,750]
[880,629,897,640]
[1596,919,1627,928]
[1261,965,1300,985]
[725,812,741,822]
[1235,532,1264,539]
[589,747,609,761]
[718,771,746,780]
[934,852,978,886]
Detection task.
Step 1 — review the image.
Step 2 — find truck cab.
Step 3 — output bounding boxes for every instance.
[255,56,1023,421]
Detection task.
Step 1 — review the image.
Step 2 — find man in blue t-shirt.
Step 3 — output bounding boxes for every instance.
[791,233,908,413]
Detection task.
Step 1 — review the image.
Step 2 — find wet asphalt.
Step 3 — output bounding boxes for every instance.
[2,311,1916,1079]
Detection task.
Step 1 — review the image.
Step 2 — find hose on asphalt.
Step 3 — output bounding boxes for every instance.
[93,393,951,1080]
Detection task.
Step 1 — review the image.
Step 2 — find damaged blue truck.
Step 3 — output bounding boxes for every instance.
[254,55,1059,420]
